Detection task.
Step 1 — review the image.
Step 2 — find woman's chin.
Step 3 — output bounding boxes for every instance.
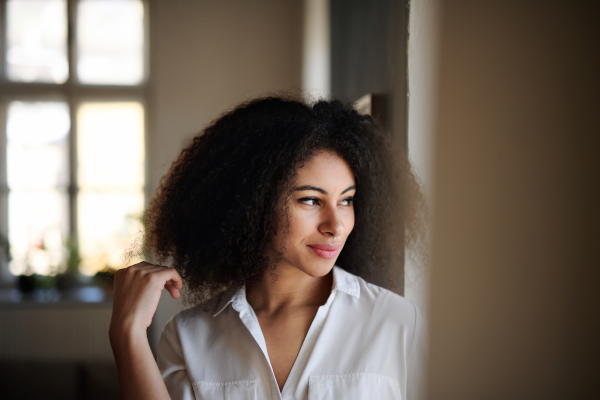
[298,259,336,278]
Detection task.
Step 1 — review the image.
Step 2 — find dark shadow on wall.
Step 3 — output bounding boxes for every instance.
[331,0,408,144]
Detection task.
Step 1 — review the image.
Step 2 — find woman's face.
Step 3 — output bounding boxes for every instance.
[269,151,356,278]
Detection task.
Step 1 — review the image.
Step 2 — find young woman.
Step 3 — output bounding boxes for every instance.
[110,97,428,400]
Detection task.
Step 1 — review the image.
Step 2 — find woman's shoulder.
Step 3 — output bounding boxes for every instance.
[332,267,427,359]
[164,287,238,331]
[335,266,425,327]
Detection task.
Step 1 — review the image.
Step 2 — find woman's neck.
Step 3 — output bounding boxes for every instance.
[246,264,333,316]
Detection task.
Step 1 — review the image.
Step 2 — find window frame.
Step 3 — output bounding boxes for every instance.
[0,0,151,281]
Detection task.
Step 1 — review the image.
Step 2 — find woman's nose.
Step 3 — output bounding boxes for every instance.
[319,204,345,238]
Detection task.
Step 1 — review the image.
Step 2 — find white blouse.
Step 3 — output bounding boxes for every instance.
[157,266,427,400]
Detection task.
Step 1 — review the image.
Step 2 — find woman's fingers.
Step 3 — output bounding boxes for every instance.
[163,270,183,299]
[116,264,180,285]
[115,263,182,293]
[164,285,181,299]
[159,268,183,299]
[111,262,183,331]
[150,267,182,288]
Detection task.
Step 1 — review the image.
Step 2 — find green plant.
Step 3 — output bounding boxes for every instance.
[0,232,11,262]
[65,236,81,274]
[35,274,56,290]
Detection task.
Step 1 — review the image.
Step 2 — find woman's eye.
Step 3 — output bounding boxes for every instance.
[300,198,320,206]
[299,197,353,206]
[340,197,354,206]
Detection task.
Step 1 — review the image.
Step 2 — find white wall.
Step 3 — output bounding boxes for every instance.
[302,0,330,99]
[405,0,440,312]
[147,0,304,350]
[148,0,303,195]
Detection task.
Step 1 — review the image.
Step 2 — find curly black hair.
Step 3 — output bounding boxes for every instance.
[142,96,427,305]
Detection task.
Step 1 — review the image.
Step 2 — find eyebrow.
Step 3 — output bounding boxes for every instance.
[294,185,356,195]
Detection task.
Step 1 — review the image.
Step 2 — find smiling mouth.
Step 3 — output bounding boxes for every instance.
[307,245,341,259]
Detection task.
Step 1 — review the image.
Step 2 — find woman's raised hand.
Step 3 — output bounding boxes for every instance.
[110,262,183,337]
[109,262,183,400]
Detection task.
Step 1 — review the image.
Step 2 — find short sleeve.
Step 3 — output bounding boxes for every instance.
[156,317,195,400]
[406,302,428,400]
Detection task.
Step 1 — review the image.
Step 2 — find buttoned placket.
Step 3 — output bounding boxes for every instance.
[230,285,339,400]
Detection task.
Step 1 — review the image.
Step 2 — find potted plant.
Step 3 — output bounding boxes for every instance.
[55,236,82,292]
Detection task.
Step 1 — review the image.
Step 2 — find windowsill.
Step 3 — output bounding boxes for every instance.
[0,287,112,310]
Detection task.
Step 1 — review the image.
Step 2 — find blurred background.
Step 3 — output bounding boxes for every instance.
[0,0,597,399]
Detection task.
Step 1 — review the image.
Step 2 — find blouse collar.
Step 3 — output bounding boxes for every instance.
[212,265,360,317]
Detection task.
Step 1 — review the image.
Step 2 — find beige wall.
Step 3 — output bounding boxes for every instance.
[147,0,304,349]
[0,305,113,361]
[148,0,303,195]
[427,1,600,398]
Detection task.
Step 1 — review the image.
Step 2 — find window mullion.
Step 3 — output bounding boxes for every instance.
[0,101,8,283]
[67,0,78,245]
[0,0,6,82]
[0,1,8,282]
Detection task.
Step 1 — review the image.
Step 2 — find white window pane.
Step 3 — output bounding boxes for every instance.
[77,102,145,189]
[77,0,145,85]
[8,190,68,276]
[78,191,144,275]
[6,0,68,83]
[7,101,70,190]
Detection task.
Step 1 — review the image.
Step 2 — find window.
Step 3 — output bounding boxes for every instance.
[0,0,147,279]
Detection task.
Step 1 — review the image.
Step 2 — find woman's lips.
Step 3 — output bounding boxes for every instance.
[308,244,341,259]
